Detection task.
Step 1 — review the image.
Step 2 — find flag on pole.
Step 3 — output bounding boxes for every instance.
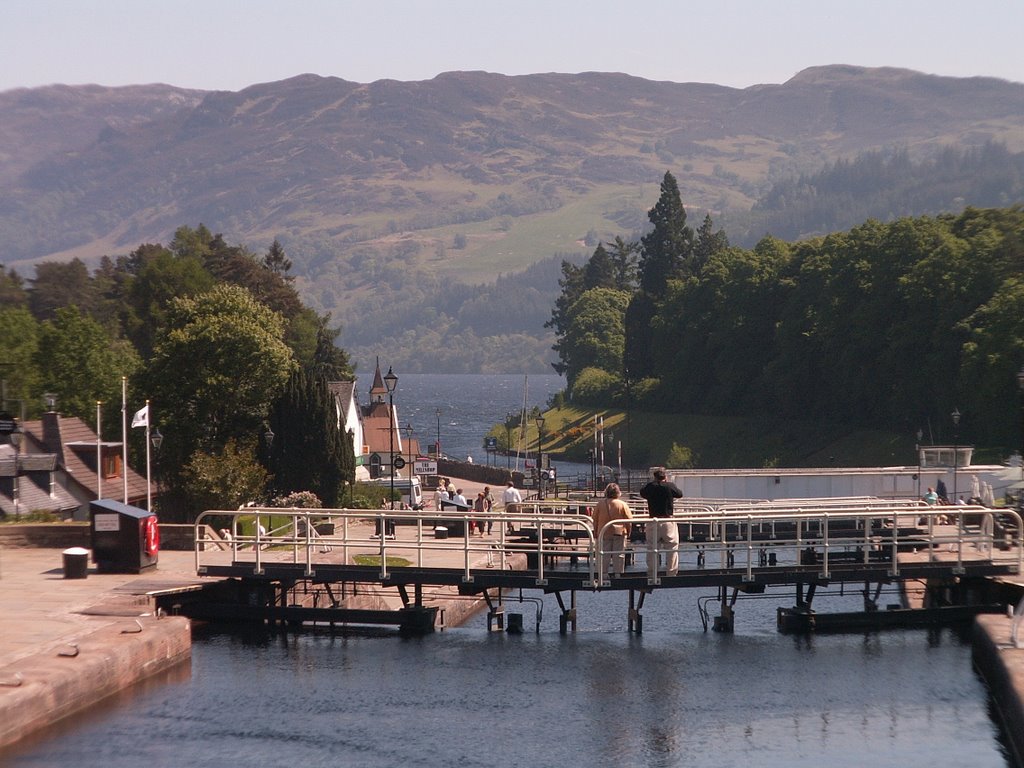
[131,404,149,429]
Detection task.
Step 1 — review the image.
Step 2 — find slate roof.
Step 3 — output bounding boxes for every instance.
[0,445,79,517]
[20,414,149,504]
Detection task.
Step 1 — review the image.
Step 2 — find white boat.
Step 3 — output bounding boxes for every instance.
[666,446,1022,505]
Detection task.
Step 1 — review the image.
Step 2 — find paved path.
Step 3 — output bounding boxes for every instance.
[0,548,200,668]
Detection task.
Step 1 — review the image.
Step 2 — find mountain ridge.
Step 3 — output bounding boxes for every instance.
[2,66,1023,371]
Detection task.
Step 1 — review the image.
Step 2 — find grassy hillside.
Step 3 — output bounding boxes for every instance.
[521,406,923,470]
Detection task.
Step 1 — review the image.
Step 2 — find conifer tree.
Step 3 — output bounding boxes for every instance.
[267,368,353,506]
[626,171,693,379]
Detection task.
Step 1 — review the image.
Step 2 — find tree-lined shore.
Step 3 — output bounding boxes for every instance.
[549,172,1024,457]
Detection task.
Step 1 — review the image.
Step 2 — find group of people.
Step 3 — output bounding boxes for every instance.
[429,468,686,577]
[592,467,683,579]
[432,477,524,536]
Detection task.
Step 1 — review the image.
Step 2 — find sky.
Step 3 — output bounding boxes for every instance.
[2,0,1022,93]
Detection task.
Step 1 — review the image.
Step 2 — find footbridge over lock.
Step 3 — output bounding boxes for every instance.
[180,499,1024,635]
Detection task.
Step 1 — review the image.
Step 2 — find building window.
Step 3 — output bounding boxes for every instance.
[102,454,121,479]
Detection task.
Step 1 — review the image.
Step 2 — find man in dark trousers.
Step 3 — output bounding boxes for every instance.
[639,467,683,578]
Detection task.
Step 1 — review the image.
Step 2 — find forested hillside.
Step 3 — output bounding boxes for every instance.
[726,142,1024,244]
[551,172,1024,452]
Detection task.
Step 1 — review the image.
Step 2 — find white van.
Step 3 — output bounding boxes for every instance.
[366,477,423,509]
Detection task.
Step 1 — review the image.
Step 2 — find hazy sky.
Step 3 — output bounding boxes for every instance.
[3,0,1022,93]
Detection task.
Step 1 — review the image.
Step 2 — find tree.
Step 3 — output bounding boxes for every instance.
[693,213,729,272]
[182,438,271,514]
[606,236,639,290]
[266,368,354,506]
[581,243,617,290]
[0,266,28,309]
[123,246,215,359]
[545,260,586,377]
[263,239,294,281]
[308,315,353,381]
[626,171,694,379]
[28,259,95,322]
[637,171,693,296]
[559,287,631,390]
[143,284,295,517]
[35,306,140,424]
[0,307,41,414]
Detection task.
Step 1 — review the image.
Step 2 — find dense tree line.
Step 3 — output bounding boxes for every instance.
[726,142,1024,246]
[551,171,1024,454]
[0,225,355,520]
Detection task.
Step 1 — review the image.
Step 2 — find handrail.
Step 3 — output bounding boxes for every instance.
[194,503,1023,586]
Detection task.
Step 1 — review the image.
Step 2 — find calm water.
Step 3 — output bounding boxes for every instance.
[2,590,1011,767]
[1,375,1013,766]
[383,372,591,479]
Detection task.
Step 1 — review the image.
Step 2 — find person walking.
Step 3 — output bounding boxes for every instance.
[639,468,683,577]
[433,480,448,510]
[502,480,523,533]
[591,482,632,577]
[482,486,496,533]
[473,491,487,536]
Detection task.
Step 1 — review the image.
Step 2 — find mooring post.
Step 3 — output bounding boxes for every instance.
[713,585,735,632]
[628,589,646,634]
[554,591,577,634]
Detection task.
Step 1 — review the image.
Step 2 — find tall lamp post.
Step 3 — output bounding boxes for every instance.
[951,408,961,504]
[384,367,398,537]
[10,423,22,520]
[150,427,163,511]
[435,407,442,458]
[505,411,514,469]
[535,415,545,499]
[404,423,414,481]
[915,428,923,500]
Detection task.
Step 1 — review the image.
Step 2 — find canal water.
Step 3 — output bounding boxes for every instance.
[2,590,1012,767]
[0,374,1014,766]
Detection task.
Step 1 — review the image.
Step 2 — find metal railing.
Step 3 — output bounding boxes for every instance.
[195,506,598,586]
[195,502,1022,588]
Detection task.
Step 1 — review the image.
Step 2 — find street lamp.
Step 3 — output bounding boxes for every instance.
[10,424,22,520]
[149,427,163,512]
[404,422,414,482]
[951,408,961,504]
[435,407,442,458]
[505,411,514,469]
[535,415,545,499]
[915,428,923,500]
[384,367,398,537]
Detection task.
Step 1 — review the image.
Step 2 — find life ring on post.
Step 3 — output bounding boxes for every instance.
[144,516,160,557]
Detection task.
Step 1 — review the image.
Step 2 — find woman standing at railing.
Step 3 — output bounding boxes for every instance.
[592,483,632,577]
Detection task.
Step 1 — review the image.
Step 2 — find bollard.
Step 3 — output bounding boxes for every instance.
[506,613,524,634]
[62,547,89,579]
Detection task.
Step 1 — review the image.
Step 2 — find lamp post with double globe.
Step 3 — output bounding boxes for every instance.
[384,367,398,537]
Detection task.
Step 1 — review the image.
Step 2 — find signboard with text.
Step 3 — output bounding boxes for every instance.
[414,458,438,475]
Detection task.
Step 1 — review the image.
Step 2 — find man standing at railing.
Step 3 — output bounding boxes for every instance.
[640,468,683,578]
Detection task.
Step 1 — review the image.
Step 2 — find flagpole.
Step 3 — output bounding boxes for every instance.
[96,401,102,501]
[145,400,152,511]
[121,376,128,503]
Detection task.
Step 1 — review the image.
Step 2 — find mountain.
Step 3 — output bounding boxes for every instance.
[2,66,1022,371]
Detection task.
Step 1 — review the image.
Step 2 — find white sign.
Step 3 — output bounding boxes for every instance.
[94,513,120,532]
[414,458,438,475]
